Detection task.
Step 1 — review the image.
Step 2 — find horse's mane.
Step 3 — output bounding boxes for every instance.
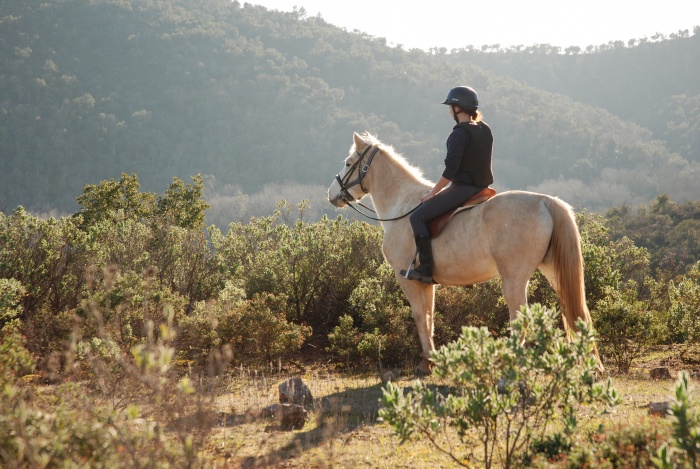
[356,132,432,185]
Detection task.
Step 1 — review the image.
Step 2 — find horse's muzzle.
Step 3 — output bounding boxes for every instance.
[328,192,347,208]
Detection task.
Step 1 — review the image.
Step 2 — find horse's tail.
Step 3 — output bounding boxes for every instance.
[544,197,603,369]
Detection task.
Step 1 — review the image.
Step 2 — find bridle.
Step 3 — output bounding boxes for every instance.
[335,145,378,203]
[334,145,422,222]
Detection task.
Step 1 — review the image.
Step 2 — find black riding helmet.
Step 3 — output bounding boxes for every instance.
[442,86,479,110]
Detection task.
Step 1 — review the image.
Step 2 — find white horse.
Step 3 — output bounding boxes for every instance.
[328,132,599,374]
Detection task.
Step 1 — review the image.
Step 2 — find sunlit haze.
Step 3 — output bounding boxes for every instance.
[252,0,699,51]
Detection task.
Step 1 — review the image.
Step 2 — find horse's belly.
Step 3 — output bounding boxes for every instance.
[432,251,499,286]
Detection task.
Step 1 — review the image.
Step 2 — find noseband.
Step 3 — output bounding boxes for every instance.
[335,145,380,203]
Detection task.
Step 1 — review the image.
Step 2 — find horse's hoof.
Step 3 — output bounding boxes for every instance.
[415,359,433,376]
[414,366,431,377]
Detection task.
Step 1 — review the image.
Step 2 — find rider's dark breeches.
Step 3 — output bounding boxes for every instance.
[409,183,483,238]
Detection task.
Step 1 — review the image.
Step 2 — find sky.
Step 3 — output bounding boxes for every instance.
[251,0,700,51]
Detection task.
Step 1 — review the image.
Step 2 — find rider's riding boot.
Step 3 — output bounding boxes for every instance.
[400,235,434,284]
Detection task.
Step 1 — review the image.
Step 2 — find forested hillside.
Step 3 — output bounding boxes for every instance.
[451,33,700,161]
[1,0,698,218]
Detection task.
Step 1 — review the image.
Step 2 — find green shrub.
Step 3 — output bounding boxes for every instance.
[175,281,246,366]
[654,371,700,468]
[527,418,671,468]
[148,222,221,312]
[588,423,668,469]
[24,306,75,362]
[666,262,700,345]
[1,312,208,468]
[0,278,35,384]
[75,173,157,228]
[84,214,152,274]
[175,302,224,366]
[346,264,417,367]
[0,382,127,468]
[80,267,187,352]
[578,212,651,308]
[525,432,571,466]
[211,202,385,341]
[380,304,620,469]
[219,292,312,365]
[0,208,87,337]
[155,174,209,230]
[592,281,657,373]
[433,280,510,346]
[328,314,360,365]
[0,278,25,331]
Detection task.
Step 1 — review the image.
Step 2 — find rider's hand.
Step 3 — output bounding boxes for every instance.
[421,192,434,203]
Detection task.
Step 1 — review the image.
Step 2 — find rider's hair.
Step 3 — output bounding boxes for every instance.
[452,104,484,122]
[459,106,483,123]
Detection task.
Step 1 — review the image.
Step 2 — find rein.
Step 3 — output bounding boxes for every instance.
[335,145,423,222]
[345,199,423,222]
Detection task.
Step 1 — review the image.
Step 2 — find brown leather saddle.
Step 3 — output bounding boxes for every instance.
[427,187,496,238]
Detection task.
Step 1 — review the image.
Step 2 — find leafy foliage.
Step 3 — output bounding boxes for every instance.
[605,195,700,275]
[328,314,360,364]
[0,278,35,385]
[211,200,385,340]
[219,292,311,364]
[593,282,657,373]
[544,418,669,468]
[654,372,700,468]
[0,163,698,466]
[0,314,209,468]
[666,262,700,346]
[380,304,620,468]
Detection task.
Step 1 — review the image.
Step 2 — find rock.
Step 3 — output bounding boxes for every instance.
[650,367,673,380]
[262,403,307,430]
[381,371,395,384]
[278,377,313,407]
[649,401,671,417]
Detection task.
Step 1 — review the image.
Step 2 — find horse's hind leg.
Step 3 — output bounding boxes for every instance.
[538,263,561,298]
[396,274,436,375]
[501,275,530,323]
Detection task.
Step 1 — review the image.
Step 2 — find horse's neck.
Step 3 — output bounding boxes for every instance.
[368,154,429,219]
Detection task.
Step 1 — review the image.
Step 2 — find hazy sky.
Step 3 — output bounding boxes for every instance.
[252,0,699,51]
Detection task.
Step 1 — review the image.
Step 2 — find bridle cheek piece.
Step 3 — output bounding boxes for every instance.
[335,145,379,203]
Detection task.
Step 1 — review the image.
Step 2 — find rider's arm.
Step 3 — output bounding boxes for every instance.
[442,127,469,181]
[422,176,451,202]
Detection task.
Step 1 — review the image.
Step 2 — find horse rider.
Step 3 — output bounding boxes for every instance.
[401,86,494,284]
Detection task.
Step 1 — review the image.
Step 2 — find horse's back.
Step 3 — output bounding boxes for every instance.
[481,190,554,252]
[483,190,555,213]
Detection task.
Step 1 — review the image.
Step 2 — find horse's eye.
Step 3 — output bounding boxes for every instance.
[345,163,351,167]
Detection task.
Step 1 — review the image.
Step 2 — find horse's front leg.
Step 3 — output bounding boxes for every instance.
[396,273,436,375]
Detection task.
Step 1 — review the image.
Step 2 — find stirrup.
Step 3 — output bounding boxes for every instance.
[400,261,435,284]
[403,269,434,284]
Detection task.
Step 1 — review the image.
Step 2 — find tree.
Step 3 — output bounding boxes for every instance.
[155,175,209,230]
[75,173,156,228]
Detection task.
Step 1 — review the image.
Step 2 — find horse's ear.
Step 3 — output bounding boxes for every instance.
[353,132,367,151]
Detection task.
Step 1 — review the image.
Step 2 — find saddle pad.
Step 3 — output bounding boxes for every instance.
[427,187,496,238]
